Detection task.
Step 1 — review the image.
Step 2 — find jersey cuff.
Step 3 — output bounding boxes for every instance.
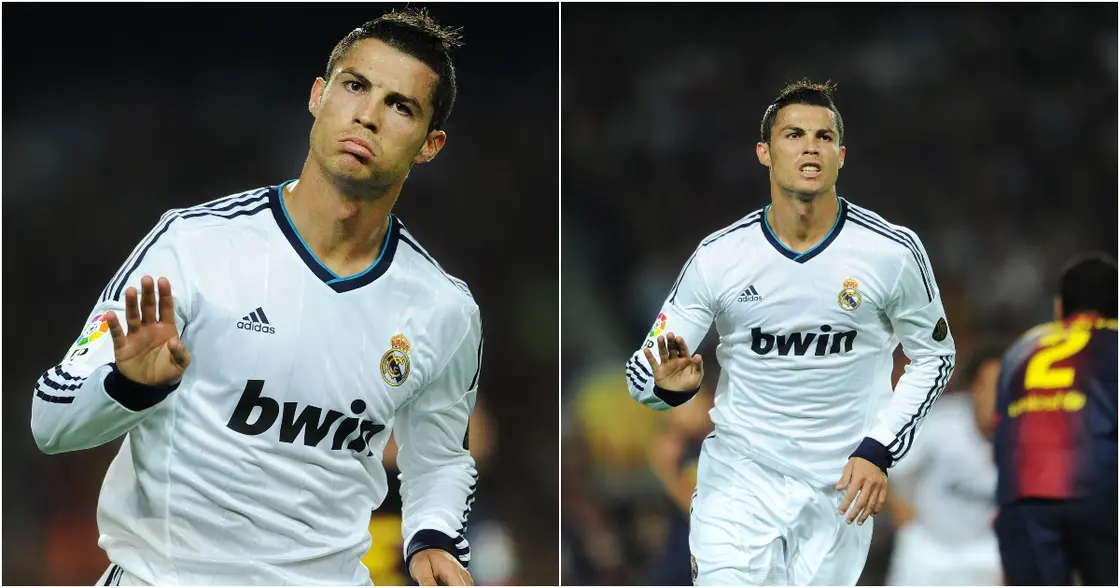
[104,363,179,412]
[653,384,700,407]
[405,529,466,570]
[850,437,892,473]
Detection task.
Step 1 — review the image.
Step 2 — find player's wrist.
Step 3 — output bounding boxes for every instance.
[652,383,700,407]
[405,529,465,572]
[849,437,891,473]
[104,363,179,412]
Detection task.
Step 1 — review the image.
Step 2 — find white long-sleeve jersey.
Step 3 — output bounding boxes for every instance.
[31,182,481,585]
[626,197,956,487]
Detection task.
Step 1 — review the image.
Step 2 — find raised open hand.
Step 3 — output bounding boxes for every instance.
[104,276,190,386]
[642,332,704,392]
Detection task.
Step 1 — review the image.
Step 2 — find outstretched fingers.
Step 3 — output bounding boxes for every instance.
[139,276,157,325]
[124,286,141,333]
[157,277,176,325]
[657,335,670,364]
[105,310,127,349]
[674,335,690,359]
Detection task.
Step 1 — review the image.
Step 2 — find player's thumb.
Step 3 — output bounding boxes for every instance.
[168,337,191,370]
[835,461,853,490]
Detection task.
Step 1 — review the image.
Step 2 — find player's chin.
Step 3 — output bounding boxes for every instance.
[331,157,383,180]
[335,151,377,169]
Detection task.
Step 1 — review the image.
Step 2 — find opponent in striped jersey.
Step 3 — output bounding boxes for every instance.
[991,253,1117,586]
[625,81,956,585]
[31,10,479,586]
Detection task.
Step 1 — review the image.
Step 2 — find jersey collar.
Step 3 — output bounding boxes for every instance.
[760,196,848,264]
[270,180,401,293]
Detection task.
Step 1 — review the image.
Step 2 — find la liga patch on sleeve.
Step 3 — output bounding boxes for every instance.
[76,314,110,347]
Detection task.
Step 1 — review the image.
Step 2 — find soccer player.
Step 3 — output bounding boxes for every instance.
[625,80,957,585]
[991,253,1117,586]
[31,9,480,586]
[884,345,1005,586]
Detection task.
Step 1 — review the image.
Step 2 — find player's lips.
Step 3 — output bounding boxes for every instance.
[799,161,823,178]
[340,137,374,160]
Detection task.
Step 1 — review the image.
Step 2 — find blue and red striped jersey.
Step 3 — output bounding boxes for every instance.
[993,313,1117,505]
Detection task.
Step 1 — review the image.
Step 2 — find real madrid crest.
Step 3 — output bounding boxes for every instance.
[380,333,412,387]
[838,277,862,312]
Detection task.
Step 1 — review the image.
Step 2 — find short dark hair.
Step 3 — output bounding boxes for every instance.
[325,8,463,132]
[1058,252,1118,318]
[760,79,844,144]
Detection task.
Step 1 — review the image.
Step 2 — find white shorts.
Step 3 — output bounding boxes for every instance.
[94,564,148,586]
[886,523,1001,586]
[689,436,873,586]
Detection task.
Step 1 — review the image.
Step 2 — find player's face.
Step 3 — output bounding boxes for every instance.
[307,38,446,194]
[756,104,845,199]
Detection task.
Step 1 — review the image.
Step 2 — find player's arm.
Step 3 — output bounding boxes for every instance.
[984,350,1020,442]
[30,213,193,454]
[839,231,955,525]
[626,247,717,410]
[854,231,956,472]
[650,438,699,515]
[396,307,481,586]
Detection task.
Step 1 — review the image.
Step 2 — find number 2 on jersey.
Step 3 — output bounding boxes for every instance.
[1024,327,1090,390]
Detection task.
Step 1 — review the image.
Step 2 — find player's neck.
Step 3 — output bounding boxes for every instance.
[282,167,398,277]
[766,190,840,253]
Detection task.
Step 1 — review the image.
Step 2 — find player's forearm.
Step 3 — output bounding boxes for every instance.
[31,362,175,454]
[660,473,696,514]
[400,453,476,569]
[855,352,956,471]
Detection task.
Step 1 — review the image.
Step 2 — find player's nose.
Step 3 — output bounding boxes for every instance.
[354,101,385,134]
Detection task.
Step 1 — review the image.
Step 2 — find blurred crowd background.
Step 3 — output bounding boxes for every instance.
[3,4,557,585]
[561,3,1116,585]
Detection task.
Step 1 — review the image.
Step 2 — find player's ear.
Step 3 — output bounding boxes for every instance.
[839,145,846,168]
[756,142,771,168]
[414,129,447,164]
[309,77,327,118]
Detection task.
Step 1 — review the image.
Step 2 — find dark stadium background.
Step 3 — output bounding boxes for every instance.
[560,2,1117,585]
[2,3,558,585]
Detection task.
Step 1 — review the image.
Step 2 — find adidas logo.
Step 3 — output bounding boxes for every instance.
[737,285,763,303]
[237,307,276,335]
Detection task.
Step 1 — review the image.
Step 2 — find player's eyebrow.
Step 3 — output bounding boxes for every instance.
[337,67,370,86]
[338,67,425,114]
[780,125,835,136]
[386,91,424,114]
